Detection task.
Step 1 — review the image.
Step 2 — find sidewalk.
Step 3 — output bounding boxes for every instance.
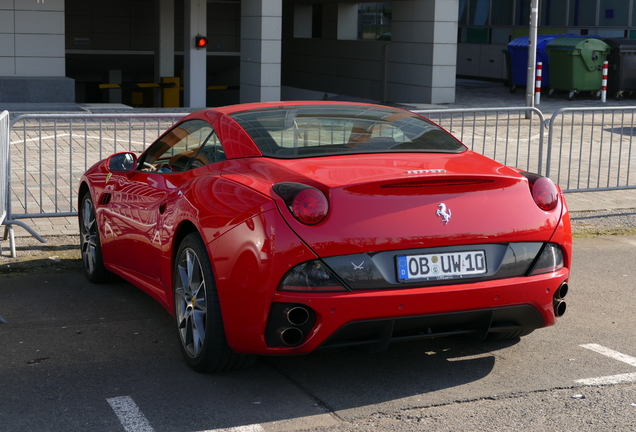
[3,79,636,241]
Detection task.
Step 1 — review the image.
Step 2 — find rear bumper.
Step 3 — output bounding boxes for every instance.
[317,305,543,352]
[239,267,569,354]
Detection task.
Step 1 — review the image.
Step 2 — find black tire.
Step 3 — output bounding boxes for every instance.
[173,233,256,373]
[79,192,110,283]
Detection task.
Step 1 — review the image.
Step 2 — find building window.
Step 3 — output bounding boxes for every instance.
[358,2,392,40]
[569,0,597,26]
[469,0,490,25]
[599,0,630,26]
[491,0,514,25]
[458,0,468,25]
[540,0,567,26]
[313,4,323,38]
[516,0,531,26]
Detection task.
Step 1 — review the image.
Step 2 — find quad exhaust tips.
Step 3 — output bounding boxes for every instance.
[278,306,310,345]
[267,304,316,347]
[285,306,310,326]
[277,327,305,346]
[553,282,569,317]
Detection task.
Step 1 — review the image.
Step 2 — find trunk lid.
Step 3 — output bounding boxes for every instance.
[222,152,563,257]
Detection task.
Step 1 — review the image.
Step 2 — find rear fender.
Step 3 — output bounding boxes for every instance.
[209,208,320,353]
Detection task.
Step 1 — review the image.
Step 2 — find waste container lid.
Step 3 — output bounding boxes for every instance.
[546,37,610,53]
[602,37,636,51]
[507,34,598,50]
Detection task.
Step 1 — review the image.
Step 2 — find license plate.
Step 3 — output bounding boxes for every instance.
[397,250,487,282]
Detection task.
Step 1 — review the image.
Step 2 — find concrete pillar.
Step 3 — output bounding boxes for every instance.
[108,70,122,104]
[293,5,312,38]
[387,0,459,104]
[240,0,282,103]
[184,0,207,107]
[155,0,175,81]
[337,4,358,40]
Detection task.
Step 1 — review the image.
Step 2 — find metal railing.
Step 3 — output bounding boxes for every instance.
[414,107,546,175]
[546,106,636,192]
[0,111,8,227]
[3,105,636,256]
[3,113,186,257]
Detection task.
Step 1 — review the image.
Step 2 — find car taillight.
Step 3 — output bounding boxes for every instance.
[279,260,349,292]
[273,182,329,225]
[520,172,559,211]
[529,243,564,275]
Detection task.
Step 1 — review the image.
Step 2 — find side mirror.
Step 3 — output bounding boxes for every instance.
[107,152,137,173]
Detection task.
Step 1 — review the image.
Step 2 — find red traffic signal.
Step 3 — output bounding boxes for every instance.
[195,36,208,49]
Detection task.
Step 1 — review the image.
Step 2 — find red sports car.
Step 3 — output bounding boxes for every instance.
[78,101,571,373]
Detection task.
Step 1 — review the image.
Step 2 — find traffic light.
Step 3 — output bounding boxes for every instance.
[195,36,208,49]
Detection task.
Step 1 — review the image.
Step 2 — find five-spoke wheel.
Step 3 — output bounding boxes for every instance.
[173,233,255,372]
[79,192,109,283]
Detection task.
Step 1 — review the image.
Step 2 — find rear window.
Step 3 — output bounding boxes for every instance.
[229,105,465,158]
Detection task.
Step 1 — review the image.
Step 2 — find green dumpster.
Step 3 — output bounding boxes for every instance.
[545,37,610,100]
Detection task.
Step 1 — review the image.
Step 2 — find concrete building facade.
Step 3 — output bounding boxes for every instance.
[457,0,636,81]
[1,0,460,106]
[0,0,73,102]
[2,0,634,107]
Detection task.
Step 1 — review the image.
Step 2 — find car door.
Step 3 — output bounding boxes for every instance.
[101,119,216,287]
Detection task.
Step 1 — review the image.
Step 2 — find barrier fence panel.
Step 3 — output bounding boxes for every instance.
[413,107,546,175]
[0,110,8,227]
[4,106,636,256]
[0,111,9,246]
[546,107,636,192]
[3,113,185,257]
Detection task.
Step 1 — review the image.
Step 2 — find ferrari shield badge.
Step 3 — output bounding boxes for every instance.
[436,203,451,224]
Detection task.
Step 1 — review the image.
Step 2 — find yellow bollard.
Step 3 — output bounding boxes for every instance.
[161,77,180,108]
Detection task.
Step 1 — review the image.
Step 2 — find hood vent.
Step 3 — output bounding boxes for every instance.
[381,179,494,188]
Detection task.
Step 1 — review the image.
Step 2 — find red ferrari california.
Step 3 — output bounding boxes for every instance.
[78,101,572,372]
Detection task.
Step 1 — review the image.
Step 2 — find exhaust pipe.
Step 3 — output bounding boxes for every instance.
[285,306,310,326]
[552,282,568,317]
[557,282,569,299]
[277,327,304,346]
[554,299,567,317]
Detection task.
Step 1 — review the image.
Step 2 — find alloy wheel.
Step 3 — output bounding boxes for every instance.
[175,248,208,358]
[80,197,98,276]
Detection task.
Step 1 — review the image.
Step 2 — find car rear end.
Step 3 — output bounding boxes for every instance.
[217,103,572,354]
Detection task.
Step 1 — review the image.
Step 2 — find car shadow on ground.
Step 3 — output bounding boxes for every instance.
[259,336,519,410]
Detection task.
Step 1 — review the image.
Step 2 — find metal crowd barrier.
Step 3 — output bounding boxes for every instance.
[2,113,186,257]
[546,106,636,192]
[0,111,8,228]
[3,106,636,257]
[414,107,546,175]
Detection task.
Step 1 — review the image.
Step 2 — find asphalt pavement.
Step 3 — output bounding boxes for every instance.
[1,235,636,432]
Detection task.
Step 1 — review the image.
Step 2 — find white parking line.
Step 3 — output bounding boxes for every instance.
[11,133,71,145]
[576,344,636,385]
[106,395,265,432]
[201,425,265,432]
[106,396,155,432]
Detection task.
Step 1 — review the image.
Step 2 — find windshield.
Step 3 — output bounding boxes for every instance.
[229,105,466,158]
